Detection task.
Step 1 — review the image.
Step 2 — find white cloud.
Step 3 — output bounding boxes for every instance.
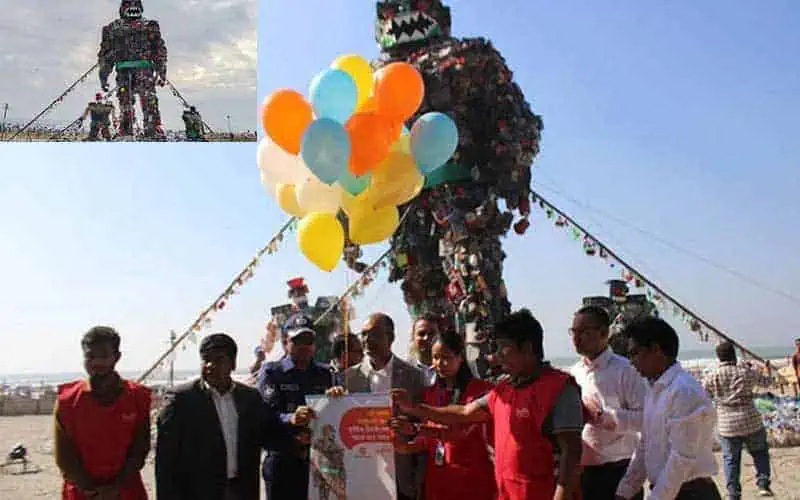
[0,0,256,132]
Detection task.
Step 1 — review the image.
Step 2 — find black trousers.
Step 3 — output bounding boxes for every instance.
[651,477,722,500]
[581,459,643,500]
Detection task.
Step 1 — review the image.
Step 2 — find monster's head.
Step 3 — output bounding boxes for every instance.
[375,0,451,51]
[120,0,144,20]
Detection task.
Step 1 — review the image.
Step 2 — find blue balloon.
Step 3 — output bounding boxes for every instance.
[310,69,358,123]
[338,169,371,195]
[301,118,351,185]
[410,112,459,174]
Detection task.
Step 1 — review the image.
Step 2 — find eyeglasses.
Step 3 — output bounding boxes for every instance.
[568,328,597,337]
[359,328,381,338]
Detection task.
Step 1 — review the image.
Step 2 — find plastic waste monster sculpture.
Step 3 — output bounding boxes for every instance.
[342,0,544,376]
[98,0,168,140]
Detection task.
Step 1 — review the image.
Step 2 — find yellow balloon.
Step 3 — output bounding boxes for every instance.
[275,183,307,217]
[332,54,374,108]
[297,212,344,272]
[349,204,400,245]
[368,152,425,209]
[390,133,411,154]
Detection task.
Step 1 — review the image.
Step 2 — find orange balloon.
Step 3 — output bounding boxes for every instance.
[345,112,393,176]
[357,95,378,113]
[261,89,313,154]
[387,121,404,144]
[374,62,424,122]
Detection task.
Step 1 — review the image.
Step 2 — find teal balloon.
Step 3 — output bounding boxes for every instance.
[301,118,350,185]
[310,69,357,123]
[338,169,371,195]
[410,112,459,173]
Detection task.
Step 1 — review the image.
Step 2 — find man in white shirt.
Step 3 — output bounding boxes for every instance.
[615,318,721,500]
[328,313,428,500]
[156,333,304,500]
[407,314,439,385]
[570,306,646,500]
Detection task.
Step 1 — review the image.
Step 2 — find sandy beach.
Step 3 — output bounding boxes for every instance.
[1,415,799,499]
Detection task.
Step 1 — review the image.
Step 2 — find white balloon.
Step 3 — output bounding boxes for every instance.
[259,168,278,199]
[296,176,342,214]
[257,136,311,185]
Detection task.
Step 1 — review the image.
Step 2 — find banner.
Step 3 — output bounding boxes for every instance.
[306,393,396,500]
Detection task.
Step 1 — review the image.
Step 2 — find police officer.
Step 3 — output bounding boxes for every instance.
[257,313,333,500]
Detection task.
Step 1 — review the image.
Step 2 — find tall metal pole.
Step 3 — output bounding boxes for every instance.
[1,103,8,133]
[168,330,176,388]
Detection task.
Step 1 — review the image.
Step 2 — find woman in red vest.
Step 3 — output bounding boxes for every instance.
[54,326,151,500]
[391,330,496,500]
[393,309,584,500]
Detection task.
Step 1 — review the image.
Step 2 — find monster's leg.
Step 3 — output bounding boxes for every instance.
[138,70,161,138]
[458,233,510,378]
[116,70,134,136]
[88,121,99,140]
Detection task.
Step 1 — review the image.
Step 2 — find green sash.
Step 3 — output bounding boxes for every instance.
[116,60,153,70]
[424,162,472,188]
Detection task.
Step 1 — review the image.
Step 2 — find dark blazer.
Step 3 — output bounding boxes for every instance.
[155,379,290,500]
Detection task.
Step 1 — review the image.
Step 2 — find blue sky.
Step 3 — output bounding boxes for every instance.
[1,0,799,375]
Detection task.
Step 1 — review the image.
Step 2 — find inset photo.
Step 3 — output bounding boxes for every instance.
[0,0,256,142]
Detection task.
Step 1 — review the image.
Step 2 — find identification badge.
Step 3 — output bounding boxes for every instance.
[434,441,445,466]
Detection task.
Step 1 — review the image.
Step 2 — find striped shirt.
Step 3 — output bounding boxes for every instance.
[702,361,764,437]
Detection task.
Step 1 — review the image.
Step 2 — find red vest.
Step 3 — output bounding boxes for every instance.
[421,378,497,500]
[488,366,574,500]
[57,379,150,500]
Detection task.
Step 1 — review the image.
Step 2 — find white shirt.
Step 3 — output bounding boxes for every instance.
[616,362,718,500]
[367,354,395,393]
[206,382,239,479]
[570,348,646,466]
[410,358,437,386]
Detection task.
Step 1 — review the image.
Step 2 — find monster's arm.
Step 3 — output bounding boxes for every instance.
[467,38,543,210]
[98,25,115,89]
[149,20,167,80]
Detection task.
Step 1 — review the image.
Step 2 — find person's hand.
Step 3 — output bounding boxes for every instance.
[326,386,347,398]
[582,396,604,425]
[388,417,416,437]
[290,406,315,426]
[295,428,312,445]
[101,82,110,92]
[390,388,414,414]
[156,74,166,86]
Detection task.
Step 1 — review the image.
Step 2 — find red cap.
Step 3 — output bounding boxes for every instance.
[287,277,306,289]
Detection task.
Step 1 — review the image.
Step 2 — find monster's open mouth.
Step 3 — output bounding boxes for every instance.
[381,11,438,45]
[124,6,143,18]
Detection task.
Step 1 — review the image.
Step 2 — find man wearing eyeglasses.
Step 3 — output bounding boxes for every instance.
[257,313,334,500]
[327,312,428,500]
[569,306,646,500]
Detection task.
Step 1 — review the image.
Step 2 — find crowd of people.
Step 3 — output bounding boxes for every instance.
[52,306,778,500]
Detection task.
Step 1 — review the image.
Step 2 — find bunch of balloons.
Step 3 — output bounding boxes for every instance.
[258,54,459,272]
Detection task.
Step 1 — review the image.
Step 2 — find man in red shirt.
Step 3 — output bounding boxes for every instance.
[792,338,800,382]
[54,326,151,500]
[393,309,584,500]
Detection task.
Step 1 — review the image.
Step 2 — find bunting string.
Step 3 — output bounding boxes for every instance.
[137,217,297,383]
[312,206,414,327]
[5,63,99,141]
[530,190,772,371]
